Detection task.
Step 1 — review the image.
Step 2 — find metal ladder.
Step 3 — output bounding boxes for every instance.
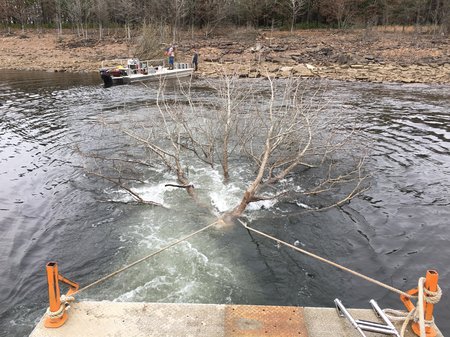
[334,299,400,337]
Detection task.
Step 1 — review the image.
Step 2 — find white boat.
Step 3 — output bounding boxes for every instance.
[99,58,193,87]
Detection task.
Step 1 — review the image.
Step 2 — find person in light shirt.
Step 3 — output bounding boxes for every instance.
[168,45,175,70]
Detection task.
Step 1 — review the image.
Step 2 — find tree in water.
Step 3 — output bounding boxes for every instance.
[79,73,369,226]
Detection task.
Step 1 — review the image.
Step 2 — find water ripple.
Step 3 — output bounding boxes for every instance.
[0,74,449,336]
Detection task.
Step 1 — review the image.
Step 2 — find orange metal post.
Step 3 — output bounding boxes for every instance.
[44,262,79,328]
[44,262,69,328]
[401,270,439,337]
[400,288,418,312]
[424,270,438,322]
[414,270,439,337]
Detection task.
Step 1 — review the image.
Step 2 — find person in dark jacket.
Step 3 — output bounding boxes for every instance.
[192,49,199,71]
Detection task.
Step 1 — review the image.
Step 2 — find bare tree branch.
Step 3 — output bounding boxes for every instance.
[85,170,165,207]
[82,75,368,220]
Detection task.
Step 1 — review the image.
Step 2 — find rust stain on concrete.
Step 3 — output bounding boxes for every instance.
[224,305,308,337]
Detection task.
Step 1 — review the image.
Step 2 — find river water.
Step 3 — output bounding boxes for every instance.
[0,70,449,336]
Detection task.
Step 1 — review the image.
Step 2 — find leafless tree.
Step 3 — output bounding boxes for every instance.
[7,0,34,32]
[279,0,306,32]
[201,73,255,181]
[91,0,109,40]
[4,0,449,38]
[442,0,450,34]
[0,0,12,30]
[80,75,368,225]
[66,0,92,39]
[109,0,139,40]
[235,0,278,27]
[134,23,168,60]
[189,0,233,38]
[54,0,64,37]
[318,0,357,28]
[170,0,188,42]
[227,75,368,217]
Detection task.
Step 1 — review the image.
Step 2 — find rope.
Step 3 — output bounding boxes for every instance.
[384,278,442,337]
[46,295,75,319]
[72,221,218,296]
[239,219,413,298]
[239,220,444,337]
[424,285,442,304]
[46,217,444,335]
[46,304,65,319]
[57,218,442,325]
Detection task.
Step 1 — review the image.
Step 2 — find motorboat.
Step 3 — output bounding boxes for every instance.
[99,58,193,87]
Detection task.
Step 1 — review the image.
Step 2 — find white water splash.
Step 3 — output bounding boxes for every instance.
[246,199,277,211]
[296,201,314,209]
[135,183,167,205]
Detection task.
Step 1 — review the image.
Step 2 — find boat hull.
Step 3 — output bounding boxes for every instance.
[100,68,193,87]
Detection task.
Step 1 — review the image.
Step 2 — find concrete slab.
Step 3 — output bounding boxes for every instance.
[31,302,226,337]
[303,307,443,337]
[224,304,306,336]
[30,301,443,337]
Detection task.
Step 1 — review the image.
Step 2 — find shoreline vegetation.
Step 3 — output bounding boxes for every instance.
[1,27,449,84]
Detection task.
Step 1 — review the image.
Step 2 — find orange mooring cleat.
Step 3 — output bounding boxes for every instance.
[44,262,79,328]
[400,270,439,337]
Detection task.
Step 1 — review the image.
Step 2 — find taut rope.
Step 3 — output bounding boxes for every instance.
[239,219,413,299]
[239,220,443,336]
[72,221,217,296]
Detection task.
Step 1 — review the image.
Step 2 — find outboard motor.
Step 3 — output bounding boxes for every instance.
[100,68,113,88]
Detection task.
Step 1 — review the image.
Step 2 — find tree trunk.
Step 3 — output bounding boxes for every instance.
[99,22,103,40]
[291,12,295,32]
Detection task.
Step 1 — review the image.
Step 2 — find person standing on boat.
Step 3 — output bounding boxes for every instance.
[192,49,199,71]
[168,45,175,70]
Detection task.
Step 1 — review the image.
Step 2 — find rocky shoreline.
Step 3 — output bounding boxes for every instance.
[1,29,449,84]
[200,61,450,84]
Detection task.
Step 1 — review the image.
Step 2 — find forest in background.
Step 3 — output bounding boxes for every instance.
[1,0,450,42]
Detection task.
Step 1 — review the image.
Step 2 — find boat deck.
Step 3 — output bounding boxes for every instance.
[29,301,443,337]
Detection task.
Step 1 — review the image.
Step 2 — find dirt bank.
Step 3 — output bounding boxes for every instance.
[1,29,449,84]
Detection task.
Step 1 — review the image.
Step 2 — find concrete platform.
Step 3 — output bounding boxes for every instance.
[30,301,443,337]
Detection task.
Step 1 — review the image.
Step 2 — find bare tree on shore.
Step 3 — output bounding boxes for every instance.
[280,0,306,32]
[318,0,356,29]
[3,0,450,39]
